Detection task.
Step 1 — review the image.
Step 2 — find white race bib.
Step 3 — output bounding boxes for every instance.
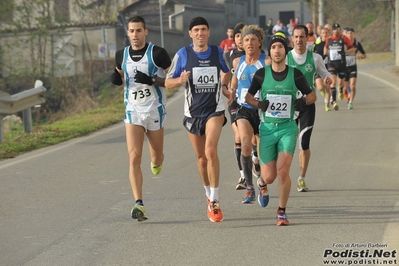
[329,49,342,61]
[265,94,292,119]
[128,85,156,105]
[346,55,356,66]
[192,67,217,87]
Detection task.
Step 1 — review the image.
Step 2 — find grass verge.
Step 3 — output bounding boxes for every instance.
[1,87,179,161]
[0,101,125,160]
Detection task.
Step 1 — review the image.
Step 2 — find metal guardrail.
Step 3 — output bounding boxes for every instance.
[0,80,47,143]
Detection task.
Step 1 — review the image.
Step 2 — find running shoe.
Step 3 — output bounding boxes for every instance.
[333,101,339,111]
[131,204,148,222]
[320,88,326,97]
[151,162,162,175]
[325,103,331,112]
[338,90,344,101]
[257,178,269,208]
[252,162,261,178]
[297,179,309,192]
[207,200,223,222]
[242,187,255,203]
[276,210,290,226]
[236,176,247,190]
[348,103,353,110]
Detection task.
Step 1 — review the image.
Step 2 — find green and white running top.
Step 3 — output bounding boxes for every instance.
[259,65,298,124]
[286,50,317,93]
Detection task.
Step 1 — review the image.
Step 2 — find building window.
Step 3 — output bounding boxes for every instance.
[54,0,70,22]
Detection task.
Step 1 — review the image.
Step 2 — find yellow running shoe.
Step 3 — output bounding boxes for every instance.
[338,90,344,101]
[333,101,339,111]
[325,103,331,111]
[131,204,148,222]
[151,162,162,175]
[297,179,309,192]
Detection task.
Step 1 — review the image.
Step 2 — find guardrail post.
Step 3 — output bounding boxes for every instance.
[0,80,46,143]
[0,116,4,143]
[23,108,32,133]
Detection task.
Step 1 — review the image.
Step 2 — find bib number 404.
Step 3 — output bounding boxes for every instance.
[197,75,215,84]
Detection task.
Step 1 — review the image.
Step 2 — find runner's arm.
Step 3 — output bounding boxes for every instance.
[313,54,331,79]
[229,57,240,94]
[344,36,355,54]
[245,68,264,109]
[165,53,190,89]
[323,40,329,58]
[294,68,316,105]
[356,42,367,59]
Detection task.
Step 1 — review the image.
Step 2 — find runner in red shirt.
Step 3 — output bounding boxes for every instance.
[324,23,355,110]
[219,27,236,52]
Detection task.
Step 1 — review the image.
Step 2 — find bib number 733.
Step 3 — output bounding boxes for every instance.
[128,86,156,105]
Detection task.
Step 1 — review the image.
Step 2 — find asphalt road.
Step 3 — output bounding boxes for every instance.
[1,64,399,266]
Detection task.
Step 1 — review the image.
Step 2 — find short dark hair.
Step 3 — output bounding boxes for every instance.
[293,24,308,36]
[128,16,146,29]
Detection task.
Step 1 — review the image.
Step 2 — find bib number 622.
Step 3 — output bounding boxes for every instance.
[269,102,287,111]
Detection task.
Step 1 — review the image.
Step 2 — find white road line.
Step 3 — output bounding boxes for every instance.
[359,70,399,93]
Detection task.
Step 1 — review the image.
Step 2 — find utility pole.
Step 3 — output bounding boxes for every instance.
[396,0,398,66]
[312,0,317,26]
[159,0,164,47]
[318,0,324,26]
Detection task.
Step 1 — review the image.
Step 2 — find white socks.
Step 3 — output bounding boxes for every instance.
[204,185,210,200]
[210,187,219,202]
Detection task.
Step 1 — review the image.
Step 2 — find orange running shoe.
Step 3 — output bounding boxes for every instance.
[207,200,223,222]
[276,210,290,226]
[344,90,349,100]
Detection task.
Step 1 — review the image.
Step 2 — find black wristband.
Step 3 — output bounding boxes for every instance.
[222,84,228,88]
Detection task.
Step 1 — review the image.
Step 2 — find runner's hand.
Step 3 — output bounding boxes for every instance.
[111,68,123,86]
[324,76,332,85]
[258,100,270,112]
[134,70,154,85]
[294,97,307,111]
[179,71,191,84]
